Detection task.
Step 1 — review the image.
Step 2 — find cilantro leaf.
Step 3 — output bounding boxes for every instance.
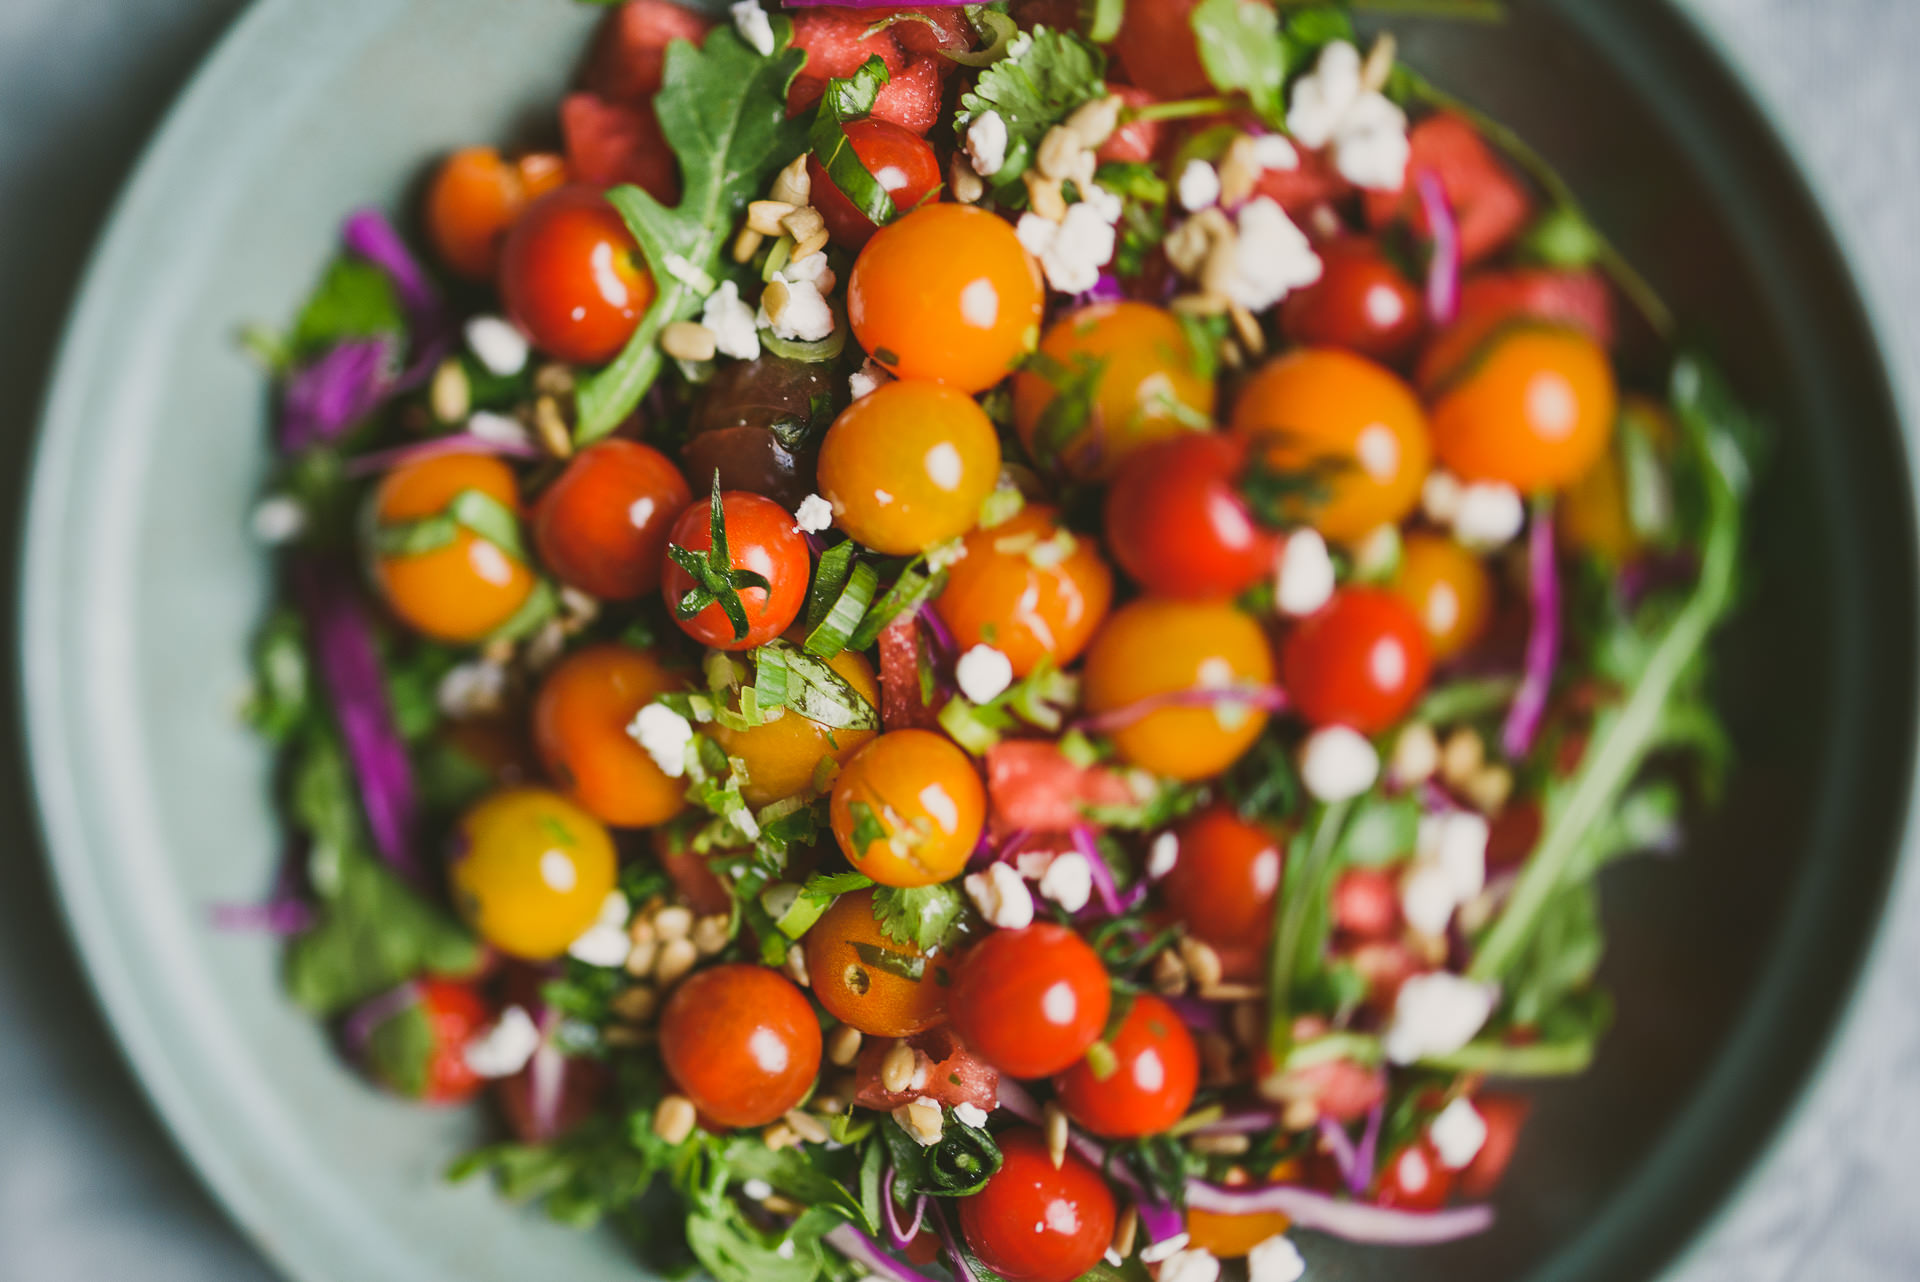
[955,26,1105,194]
[576,22,810,441]
[1021,350,1109,472]
[1188,0,1288,128]
[872,883,966,951]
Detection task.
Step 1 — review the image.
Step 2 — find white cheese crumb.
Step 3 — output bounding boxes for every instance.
[462,1005,541,1079]
[1037,850,1094,914]
[849,358,892,400]
[250,495,306,545]
[926,536,970,573]
[1421,470,1464,524]
[1286,41,1362,149]
[966,111,1010,178]
[761,272,836,342]
[1138,1235,1192,1266]
[1285,41,1410,192]
[466,409,533,448]
[595,889,631,927]
[1147,832,1180,880]
[953,1101,991,1129]
[1080,181,1124,224]
[1299,725,1380,802]
[782,250,836,290]
[1016,201,1118,295]
[567,921,633,968]
[1274,528,1336,617]
[793,493,834,534]
[955,644,1015,704]
[1351,523,1402,582]
[1250,134,1301,172]
[436,659,508,719]
[628,703,694,778]
[1248,1236,1307,1282]
[701,280,762,361]
[1399,862,1459,938]
[964,862,1035,929]
[729,0,775,55]
[1178,159,1223,211]
[1226,197,1323,311]
[1429,1096,1489,1169]
[1014,851,1056,880]
[1452,482,1526,549]
[464,314,530,376]
[1159,1248,1222,1282]
[1383,972,1500,1065]
[1418,811,1490,902]
[741,1178,775,1201]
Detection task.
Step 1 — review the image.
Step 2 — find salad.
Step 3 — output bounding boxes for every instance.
[236,1,1758,1280]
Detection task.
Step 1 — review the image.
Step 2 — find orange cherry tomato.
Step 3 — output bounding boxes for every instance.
[816,381,1002,555]
[935,504,1114,677]
[1429,327,1618,493]
[658,963,823,1127]
[533,644,687,828]
[1159,806,1286,953]
[450,787,617,961]
[1186,1211,1296,1260]
[1054,993,1198,1138]
[804,888,953,1037]
[424,146,567,280]
[1389,532,1493,661]
[848,204,1045,393]
[532,440,692,601]
[499,185,655,365]
[830,729,985,887]
[709,646,881,807]
[1230,348,1431,542]
[1010,302,1217,478]
[1081,600,1275,781]
[371,452,535,644]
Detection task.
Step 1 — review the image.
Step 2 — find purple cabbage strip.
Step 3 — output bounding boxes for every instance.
[1073,683,1289,736]
[1069,825,1126,916]
[341,980,419,1058]
[524,1005,568,1143]
[1073,272,1127,307]
[209,899,316,935]
[1317,1116,1362,1192]
[1134,1196,1188,1247]
[881,1167,928,1250]
[343,432,542,478]
[342,207,448,342]
[823,1224,946,1282]
[280,335,401,452]
[1414,168,1460,326]
[926,1201,980,1282]
[1185,1180,1495,1245]
[783,0,971,6]
[917,602,958,658]
[1189,1108,1282,1137]
[297,563,420,881]
[1350,1101,1385,1198]
[968,826,1033,871]
[1501,502,1560,760]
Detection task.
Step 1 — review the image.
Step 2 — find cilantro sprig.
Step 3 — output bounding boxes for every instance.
[954,25,1106,197]
[668,474,772,642]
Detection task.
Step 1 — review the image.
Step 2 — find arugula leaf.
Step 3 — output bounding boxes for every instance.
[289,257,405,359]
[954,25,1106,195]
[809,57,897,227]
[872,883,966,951]
[1188,0,1287,128]
[576,22,811,441]
[362,997,433,1096]
[712,1136,872,1228]
[450,1115,670,1230]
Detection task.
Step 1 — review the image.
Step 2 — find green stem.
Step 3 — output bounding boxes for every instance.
[1420,1037,1595,1076]
[1282,1031,1383,1071]
[1266,800,1354,1060]
[1126,95,1239,125]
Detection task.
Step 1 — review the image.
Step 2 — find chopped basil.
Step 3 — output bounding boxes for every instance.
[808,57,897,227]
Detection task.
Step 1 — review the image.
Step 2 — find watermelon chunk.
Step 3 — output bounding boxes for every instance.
[1097,85,1167,166]
[1415,267,1615,393]
[878,616,944,732]
[787,6,974,137]
[984,740,1137,833]
[854,1025,1000,1111]
[560,93,680,204]
[1366,113,1533,267]
[585,0,714,105]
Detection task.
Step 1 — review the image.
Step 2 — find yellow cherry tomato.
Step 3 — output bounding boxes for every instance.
[1230,348,1431,542]
[1185,1210,1294,1260]
[371,452,536,643]
[848,204,1046,393]
[1429,327,1618,493]
[1011,301,1218,478]
[1081,599,1275,781]
[935,504,1114,677]
[1389,533,1494,662]
[533,644,686,828]
[709,646,881,807]
[450,787,616,960]
[831,729,985,887]
[804,888,953,1037]
[817,381,1002,555]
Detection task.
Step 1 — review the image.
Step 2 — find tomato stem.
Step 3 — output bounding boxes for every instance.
[1125,96,1240,125]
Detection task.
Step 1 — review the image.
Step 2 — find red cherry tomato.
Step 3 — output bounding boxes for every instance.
[806,119,942,249]
[1159,807,1286,953]
[1110,0,1216,98]
[1281,589,1432,734]
[950,924,1111,1078]
[959,1130,1117,1282]
[1280,239,1424,363]
[533,440,693,600]
[1104,434,1276,601]
[498,185,654,364]
[1331,867,1401,941]
[384,978,493,1104]
[1374,1138,1456,1212]
[1459,1094,1531,1197]
[660,489,810,650]
[658,963,823,1127]
[1054,994,1198,1138]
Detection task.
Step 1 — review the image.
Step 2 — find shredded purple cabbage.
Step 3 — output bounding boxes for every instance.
[881,1167,929,1250]
[280,336,401,452]
[917,602,958,658]
[343,432,541,478]
[1165,995,1230,1034]
[1073,273,1126,307]
[1189,1108,1283,1138]
[1350,1101,1385,1198]
[969,826,1032,870]
[1501,502,1560,759]
[783,0,971,6]
[525,1005,567,1142]
[296,563,420,880]
[342,207,448,342]
[1068,825,1126,916]
[823,1224,945,1282]
[1074,683,1288,736]
[1414,168,1460,325]
[1185,1180,1495,1245]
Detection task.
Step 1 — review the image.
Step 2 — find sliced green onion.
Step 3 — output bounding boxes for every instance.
[753,643,793,713]
[848,560,947,651]
[760,234,795,283]
[1083,1040,1119,1081]
[761,324,848,363]
[369,514,457,558]
[943,8,1018,67]
[938,696,1015,756]
[447,487,532,562]
[1080,0,1123,43]
[806,560,879,657]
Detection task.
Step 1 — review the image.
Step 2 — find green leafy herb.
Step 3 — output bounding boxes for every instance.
[847,558,947,651]
[1188,0,1288,128]
[776,871,876,939]
[1239,450,1342,528]
[954,25,1106,195]
[1520,204,1605,270]
[668,474,775,642]
[243,609,312,743]
[810,57,898,227]
[1022,350,1109,471]
[1222,733,1302,824]
[1265,799,1352,1058]
[872,882,967,951]
[362,996,433,1096]
[289,257,404,359]
[448,1116,670,1231]
[882,1114,1003,1198]
[846,800,889,857]
[753,640,881,731]
[1337,791,1420,866]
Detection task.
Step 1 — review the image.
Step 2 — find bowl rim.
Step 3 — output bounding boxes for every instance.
[15,1,1917,1281]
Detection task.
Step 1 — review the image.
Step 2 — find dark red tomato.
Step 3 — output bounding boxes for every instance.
[806,118,942,249]
[560,94,680,204]
[658,963,823,1127]
[651,825,736,916]
[659,489,810,650]
[1054,994,1198,1138]
[877,615,943,732]
[960,1130,1116,1282]
[1331,867,1401,941]
[853,1025,1001,1112]
[1104,434,1276,601]
[950,925,1112,1078]
[583,0,713,104]
[1111,0,1233,98]
[1486,801,1542,872]
[499,185,654,364]
[496,1053,611,1143]
[1280,240,1424,364]
[1282,589,1432,734]
[1374,1138,1456,1212]
[1459,1094,1531,1197]
[533,440,692,600]
[1159,806,1285,952]
[1365,114,1532,268]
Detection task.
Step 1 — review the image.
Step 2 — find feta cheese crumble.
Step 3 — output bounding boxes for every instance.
[1249,133,1301,172]
[953,1101,991,1129]
[1138,1235,1192,1266]
[701,281,762,361]
[1286,41,1411,191]
[1037,850,1094,913]
[1248,1236,1307,1282]
[792,493,834,534]
[966,111,1010,178]
[1383,972,1500,1064]
[463,314,530,376]
[955,644,1015,704]
[628,703,694,778]
[849,357,892,400]
[1429,1096,1489,1169]
[1419,811,1490,901]
[761,270,836,342]
[1178,159,1223,211]
[1452,481,1526,549]
[1016,201,1119,294]
[566,889,634,967]
[436,659,508,719]
[730,0,775,55]
[1299,725,1380,802]
[1274,528,1336,617]
[466,409,533,448]
[1421,470,1464,523]
[1225,198,1323,311]
[1147,831,1180,880]
[1159,1247,1222,1282]
[964,862,1035,929]
[462,1005,541,1079]
[250,495,306,545]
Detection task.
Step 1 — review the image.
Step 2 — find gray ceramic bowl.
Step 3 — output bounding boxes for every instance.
[19,2,1916,1282]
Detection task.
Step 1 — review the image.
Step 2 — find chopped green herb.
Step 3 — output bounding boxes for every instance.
[667,474,775,642]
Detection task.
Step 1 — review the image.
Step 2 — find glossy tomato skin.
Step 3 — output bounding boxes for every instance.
[1458,1094,1531,1197]
[817,381,1002,555]
[1054,994,1198,1138]
[1374,1138,1457,1212]
[936,505,1114,676]
[1282,589,1431,734]
[831,730,985,887]
[660,490,810,650]
[807,119,942,249]
[364,978,493,1103]
[425,147,568,279]
[1104,433,1275,600]
[1159,807,1286,952]
[710,644,880,807]
[1429,327,1618,493]
[533,440,692,600]
[805,888,954,1037]
[1389,532,1493,662]
[1110,0,1217,98]
[499,185,654,364]
[371,452,536,644]
[950,924,1111,1078]
[658,963,823,1127]
[849,204,1045,393]
[533,644,687,827]
[960,1130,1116,1282]
[450,788,617,961]
[1280,239,1424,364]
